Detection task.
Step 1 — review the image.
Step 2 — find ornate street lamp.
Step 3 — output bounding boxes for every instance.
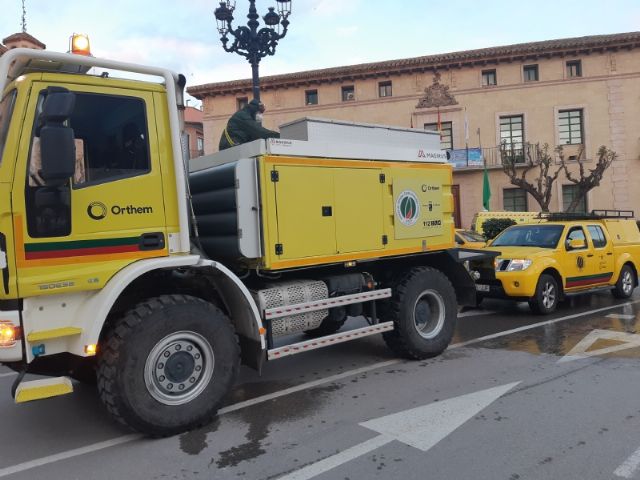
[214,0,292,102]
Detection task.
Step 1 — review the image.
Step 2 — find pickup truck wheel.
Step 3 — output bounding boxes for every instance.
[613,265,636,299]
[382,267,457,360]
[528,274,559,315]
[97,295,239,437]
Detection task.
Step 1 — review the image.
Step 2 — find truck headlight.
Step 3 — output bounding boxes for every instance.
[505,259,532,272]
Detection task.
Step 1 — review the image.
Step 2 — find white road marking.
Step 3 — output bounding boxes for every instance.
[1,299,638,476]
[457,310,496,318]
[0,435,140,478]
[452,299,640,349]
[278,382,520,480]
[606,313,637,320]
[0,372,17,378]
[614,445,640,478]
[218,360,399,415]
[557,329,640,363]
[0,359,399,478]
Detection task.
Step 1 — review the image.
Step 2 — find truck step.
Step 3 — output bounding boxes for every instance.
[268,321,394,360]
[264,288,392,320]
[26,327,82,342]
[14,377,73,403]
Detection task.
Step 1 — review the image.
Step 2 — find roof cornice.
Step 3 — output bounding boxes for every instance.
[188,32,640,98]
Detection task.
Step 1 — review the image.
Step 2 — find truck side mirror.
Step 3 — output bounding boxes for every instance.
[37,88,76,186]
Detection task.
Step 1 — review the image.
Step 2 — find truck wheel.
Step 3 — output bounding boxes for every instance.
[613,265,636,299]
[528,274,559,315]
[97,295,239,437]
[382,267,457,360]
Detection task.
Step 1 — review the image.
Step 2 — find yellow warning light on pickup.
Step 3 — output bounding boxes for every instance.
[70,33,91,56]
[84,344,97,356]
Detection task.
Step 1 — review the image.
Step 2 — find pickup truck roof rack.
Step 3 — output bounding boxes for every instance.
[538,210,635,221]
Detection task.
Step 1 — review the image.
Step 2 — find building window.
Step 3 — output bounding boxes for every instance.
[305,89,318,105]
[503,188,528,211]
[558,109,584,145]
[378,81,392,98]
[341,86,355,102]
[236,97,248,111]
[499,115,524,163]
[482,69,497,86]
[563,184,587,213]
[197,137,204,153]
[523,64,539,82]
[566,60,582,78]
[424,121,453,150]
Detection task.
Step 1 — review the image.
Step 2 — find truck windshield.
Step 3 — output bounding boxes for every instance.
[491,224,564,248]
[0,90,17,168]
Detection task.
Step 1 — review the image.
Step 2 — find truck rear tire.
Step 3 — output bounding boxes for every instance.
[613,265,636,299]
[382,267,457,360]
[97,295,240,437]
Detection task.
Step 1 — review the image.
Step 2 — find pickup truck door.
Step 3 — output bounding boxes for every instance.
[586,224,615,284]
[561,225,600,291]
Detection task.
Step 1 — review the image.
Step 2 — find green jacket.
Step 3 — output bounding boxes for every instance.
[219,104,279,150]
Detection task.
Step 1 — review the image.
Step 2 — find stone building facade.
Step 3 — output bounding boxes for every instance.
[1,32,45,54]
[190,32,640,228]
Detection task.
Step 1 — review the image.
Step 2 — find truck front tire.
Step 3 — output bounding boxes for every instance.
[97,295,240,437]
[528,274,559,314]
[382,267,457,359]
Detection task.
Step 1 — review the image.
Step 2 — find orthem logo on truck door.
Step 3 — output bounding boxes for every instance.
[87,202,153,220]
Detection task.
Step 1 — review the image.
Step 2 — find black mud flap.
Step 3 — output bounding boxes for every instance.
[239,335,266,374]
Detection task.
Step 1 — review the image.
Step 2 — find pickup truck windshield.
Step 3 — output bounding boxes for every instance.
[492,224,564,248]
[0,90,17,168]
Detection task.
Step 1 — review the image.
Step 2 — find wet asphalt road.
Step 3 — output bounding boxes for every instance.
[2,292,640,479]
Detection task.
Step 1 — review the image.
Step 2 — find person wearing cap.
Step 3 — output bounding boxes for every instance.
[219,99,280,150]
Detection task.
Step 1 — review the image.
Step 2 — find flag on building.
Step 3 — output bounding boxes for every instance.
[482,166,491,211]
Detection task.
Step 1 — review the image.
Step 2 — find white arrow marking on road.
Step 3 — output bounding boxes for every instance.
[278,381,520,480]
[558,329,640,363]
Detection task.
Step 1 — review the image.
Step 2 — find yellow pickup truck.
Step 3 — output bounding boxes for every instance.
[471,211,640,314]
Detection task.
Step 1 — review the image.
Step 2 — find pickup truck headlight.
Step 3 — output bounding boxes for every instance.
[505,259,532,271]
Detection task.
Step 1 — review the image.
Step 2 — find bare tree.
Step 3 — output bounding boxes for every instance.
[501,143,563,212]
[559,145,616,212]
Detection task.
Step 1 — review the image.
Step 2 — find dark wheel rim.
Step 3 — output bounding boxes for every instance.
[622,270,634,295]
[541,281,556,310]
[412,289,445,339]
[144,331,214,406]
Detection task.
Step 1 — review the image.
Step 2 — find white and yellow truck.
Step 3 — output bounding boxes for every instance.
[0,44,490,435]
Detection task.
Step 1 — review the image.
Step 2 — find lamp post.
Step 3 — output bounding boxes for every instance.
[214,0,292,102]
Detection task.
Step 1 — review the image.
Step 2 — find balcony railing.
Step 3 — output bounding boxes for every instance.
[448,143,584,169]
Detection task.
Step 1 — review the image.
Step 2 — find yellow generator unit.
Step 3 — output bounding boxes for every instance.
[189,118,455,271]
